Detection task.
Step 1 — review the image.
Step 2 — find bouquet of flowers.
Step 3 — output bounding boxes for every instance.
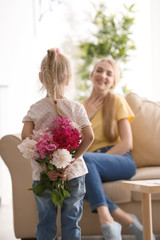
[17,116,82,207]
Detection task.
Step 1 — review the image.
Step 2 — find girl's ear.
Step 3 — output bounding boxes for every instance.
[39,72,43,84]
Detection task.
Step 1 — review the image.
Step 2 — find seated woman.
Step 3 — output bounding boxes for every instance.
[82,58,155,240]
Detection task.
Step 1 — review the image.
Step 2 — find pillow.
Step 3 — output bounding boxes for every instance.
[126,92,160,167]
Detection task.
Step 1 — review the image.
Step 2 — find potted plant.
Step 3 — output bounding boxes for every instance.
[76,2,136,99]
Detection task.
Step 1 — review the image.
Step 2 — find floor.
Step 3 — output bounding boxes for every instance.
[0,202,20,240]
[0,202,159,240]
[0,203,132,240]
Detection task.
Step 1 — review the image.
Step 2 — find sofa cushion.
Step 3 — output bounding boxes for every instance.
[103,181,131,204]
[131,167,160,180]
[126,92,160,167]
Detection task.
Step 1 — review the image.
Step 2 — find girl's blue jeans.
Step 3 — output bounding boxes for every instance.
[32,175,86,240]
[83,146,136,214]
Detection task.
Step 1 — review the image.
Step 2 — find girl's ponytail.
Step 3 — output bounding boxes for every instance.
[40,48,72,116]
[46,49,57,100]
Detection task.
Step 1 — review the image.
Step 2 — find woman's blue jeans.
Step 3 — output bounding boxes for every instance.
[33,175,86,240]
[83,146,136,214]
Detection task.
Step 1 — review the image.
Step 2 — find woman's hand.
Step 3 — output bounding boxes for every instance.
[84,96,104,120]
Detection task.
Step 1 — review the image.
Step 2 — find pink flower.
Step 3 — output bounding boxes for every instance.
[50,116,82,152]
[50,116,72,130]
[36,134,58,158]
[32,128,52,142]
[45,144,57,151]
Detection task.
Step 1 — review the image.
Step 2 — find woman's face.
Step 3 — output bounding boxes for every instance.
[91,61,115,91]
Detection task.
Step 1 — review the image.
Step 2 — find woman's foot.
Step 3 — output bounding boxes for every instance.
[128,214,156,240]
[101,221,122,240]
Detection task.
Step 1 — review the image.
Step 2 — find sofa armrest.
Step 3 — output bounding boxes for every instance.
[0,134,37,238]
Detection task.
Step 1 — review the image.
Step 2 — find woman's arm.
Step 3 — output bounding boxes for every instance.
[107,118,133,155]
[21,121,34,140]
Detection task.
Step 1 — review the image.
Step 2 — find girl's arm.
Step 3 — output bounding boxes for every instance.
[106,118,133,155]
[59,125,94,180]
[21,121,34,140]
[73,125,94,161]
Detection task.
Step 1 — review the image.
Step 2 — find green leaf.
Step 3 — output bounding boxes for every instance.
[48,163,54,170]
[28,172,72,207]
[63,189,71,197]
[64,180,72,192]
[40,171,49,181]
[28,183,45,195]
[36,158,48,165]
[51,189,64,207]
[51,191,58,206]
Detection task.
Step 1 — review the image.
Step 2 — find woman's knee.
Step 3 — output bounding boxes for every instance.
[130,163,137,177]
[83,152,93,163]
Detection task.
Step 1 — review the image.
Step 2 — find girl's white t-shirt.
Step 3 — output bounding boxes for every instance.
[23,97,91,180]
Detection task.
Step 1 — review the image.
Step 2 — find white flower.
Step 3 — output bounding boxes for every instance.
[50,149,73,169]
[17,137,37,159]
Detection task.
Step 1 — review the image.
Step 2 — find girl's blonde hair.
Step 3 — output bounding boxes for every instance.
[40,48,72,115]
[92,58,120,142]
[40,48,72,99]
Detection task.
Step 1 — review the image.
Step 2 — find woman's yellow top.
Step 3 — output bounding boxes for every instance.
[83,95,135,152]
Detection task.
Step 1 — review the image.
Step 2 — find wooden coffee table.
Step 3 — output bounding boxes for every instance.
[121,179,160,240]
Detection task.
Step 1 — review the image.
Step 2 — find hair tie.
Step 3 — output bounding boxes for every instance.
[55,48,60,55]
[54,100,57,104]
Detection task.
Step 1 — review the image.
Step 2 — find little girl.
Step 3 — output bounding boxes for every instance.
[21,48,94,240]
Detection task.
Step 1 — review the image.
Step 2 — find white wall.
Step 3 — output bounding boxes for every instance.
[121,0,152,99]
[0,0,39,138]
[150,0,160,101]
[0,0,37,204]
[103,0,152,99]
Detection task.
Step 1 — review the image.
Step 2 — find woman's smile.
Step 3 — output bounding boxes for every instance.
[91,61,115,90]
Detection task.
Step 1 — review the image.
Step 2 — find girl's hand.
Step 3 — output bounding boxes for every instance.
[58,164,72,180]
[47,170,61,181]
[84,96,103,119]
[47,164,72,181]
